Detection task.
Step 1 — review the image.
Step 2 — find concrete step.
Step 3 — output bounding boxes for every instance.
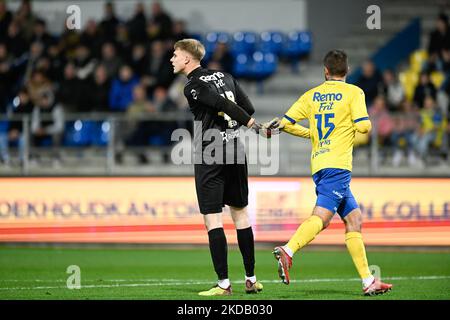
[384,4,443,15]
[340,35,392,49]
[249,94,302,115]
[242,64,324,98]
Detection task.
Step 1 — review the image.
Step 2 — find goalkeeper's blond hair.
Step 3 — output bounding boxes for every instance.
[174,39,206,62]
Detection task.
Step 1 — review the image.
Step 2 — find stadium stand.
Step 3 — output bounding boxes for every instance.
[0,0,449,177]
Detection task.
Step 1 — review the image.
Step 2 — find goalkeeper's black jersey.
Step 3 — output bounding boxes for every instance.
[183,67,254,161]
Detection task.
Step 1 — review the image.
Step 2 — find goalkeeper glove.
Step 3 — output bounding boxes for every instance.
[259,117,283,138]
[262,117,284,130]
[247,118,280,138]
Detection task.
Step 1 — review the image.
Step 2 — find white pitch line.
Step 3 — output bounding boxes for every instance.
[0,275,449,291]
[0,279,186,283]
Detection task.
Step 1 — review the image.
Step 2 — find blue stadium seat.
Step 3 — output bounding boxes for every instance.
[230,31,257,57]
[232,54,251,79]
[282,31,312,58]
[64,120,94,146]
[148,135,165,146]
[0,120,9,133]
[298,31,312,55]
[249,51,278,80]
[258,31,284,55]
[91,121,110,146]
[281,31,312,73]
[204,31,230,62]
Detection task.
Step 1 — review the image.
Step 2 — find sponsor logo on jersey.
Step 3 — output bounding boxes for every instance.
[190,89,198,100]
[312,92,343,102]
[214,79,225,88]
[199,72,225,83]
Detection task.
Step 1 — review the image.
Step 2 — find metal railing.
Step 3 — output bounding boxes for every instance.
[1,111,449,176]
[0,112,191,175]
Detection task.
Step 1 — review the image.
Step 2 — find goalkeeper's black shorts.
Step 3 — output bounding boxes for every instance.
[194,161,249,214]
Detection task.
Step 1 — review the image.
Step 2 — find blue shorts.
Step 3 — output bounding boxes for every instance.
[312,168,359,219]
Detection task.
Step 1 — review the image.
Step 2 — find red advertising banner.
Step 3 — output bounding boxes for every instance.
[0,177,449,246]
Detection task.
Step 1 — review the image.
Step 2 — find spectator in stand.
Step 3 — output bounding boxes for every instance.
[207,42,234,74]
[30,19,55,51]
[15,0,37,41]
[167,74,191,133]
[5,21,28,58]
[80,20,102,58]
[0,43,14,107]
[441,48,450,83]
[84,64,111,112]
[146,19,162,44]
[31,90,64,166]
[441,64,450,111]
[149,1,173,40]
[123,86,176,164]
[116,84,156,164]
[26,69,53,106]
[109,64,139,111]
[369,95,395,151]
[142,40,174,95]
[23,41,45,83]
[128,43,149,77]
[116,22,133,58]
[427,13,450,72]
[33,55,54,82]
[127,2,147,45]
[73,44,96,80]
[151,85,177,113]
[0,0,13,42]
[0,87,33,166]
[413,72,437,109]
[57,23,81,61]
[150,86,179,164]
[391,99,420,167]
[45,44,65,82]
[172,20,190,42]
[167,74,189,111]
[57,63,82,113]
[99,1,120,43]
[381,69,404,111]
[356,60,383,106]
[414,96,446,164]
[100,42,121,79]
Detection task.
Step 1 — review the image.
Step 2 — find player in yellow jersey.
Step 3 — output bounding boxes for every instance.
[267,50,393,296]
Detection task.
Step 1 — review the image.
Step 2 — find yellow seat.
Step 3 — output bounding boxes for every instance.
[430,71,445,89]
[433,117,448,148]
[409,50,428,73]
[399,71,419,101]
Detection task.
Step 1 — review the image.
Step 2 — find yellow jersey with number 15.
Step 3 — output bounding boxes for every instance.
[283,80,370,175]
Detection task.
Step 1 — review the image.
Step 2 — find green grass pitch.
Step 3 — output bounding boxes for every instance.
[0,246,449,300]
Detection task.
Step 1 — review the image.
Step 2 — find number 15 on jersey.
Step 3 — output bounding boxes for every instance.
[315,113,335,140]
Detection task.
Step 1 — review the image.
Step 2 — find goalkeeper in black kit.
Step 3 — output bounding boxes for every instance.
[170,38,271,296]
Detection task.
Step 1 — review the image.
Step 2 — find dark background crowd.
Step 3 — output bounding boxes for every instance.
[0,0,195,165]
[353,12,450,167]
[0,0,449,168]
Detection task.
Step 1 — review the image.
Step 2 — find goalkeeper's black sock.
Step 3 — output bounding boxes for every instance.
[208,227,228,280]
[237,226,255,277]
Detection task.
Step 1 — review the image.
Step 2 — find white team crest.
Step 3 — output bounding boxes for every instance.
[191,89,198,100]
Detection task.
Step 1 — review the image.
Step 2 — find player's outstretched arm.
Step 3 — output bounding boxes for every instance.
[354,118,372,134]
[281,119,311,139]
[262,117,310,139]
